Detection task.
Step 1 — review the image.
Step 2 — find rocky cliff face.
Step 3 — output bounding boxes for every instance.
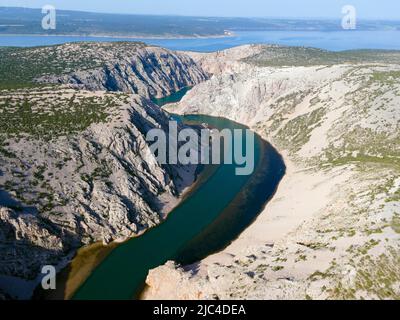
[145,45,400,300]
[181,44,264,76]
[0,88,199,298]
[0,42,208,299]
[38,43,208,99]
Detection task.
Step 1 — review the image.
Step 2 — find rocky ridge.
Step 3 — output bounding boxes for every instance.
[37,42,208,98]
[144,45,400,300]
[1,42,208,97]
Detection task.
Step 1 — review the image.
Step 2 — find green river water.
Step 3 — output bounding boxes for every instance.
[70,91,285,300]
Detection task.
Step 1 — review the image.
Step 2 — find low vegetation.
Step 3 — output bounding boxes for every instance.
[244,46,400,67]
[0,42,147,89]
[0,89,127,140]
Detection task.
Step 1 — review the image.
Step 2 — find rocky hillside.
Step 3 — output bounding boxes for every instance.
[0,42,208,97]
[0,43,207,299]
[0,87,200,299]
[145,45,400,300]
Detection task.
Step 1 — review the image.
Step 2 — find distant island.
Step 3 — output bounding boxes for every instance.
[1,7,400,38]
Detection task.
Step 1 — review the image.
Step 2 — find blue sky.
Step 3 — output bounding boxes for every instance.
[0,0,399,19]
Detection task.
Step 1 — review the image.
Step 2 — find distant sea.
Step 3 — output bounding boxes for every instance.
[1,30,400,52]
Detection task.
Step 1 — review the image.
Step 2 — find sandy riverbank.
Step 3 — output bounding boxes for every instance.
[141,145,340,299]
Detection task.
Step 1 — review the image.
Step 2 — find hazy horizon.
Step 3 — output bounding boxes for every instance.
[2,6,400,21]
[0,0,399,20]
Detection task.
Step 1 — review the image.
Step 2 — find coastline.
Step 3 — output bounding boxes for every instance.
[0,32,234,40]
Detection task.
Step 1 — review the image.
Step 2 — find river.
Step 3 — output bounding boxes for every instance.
[53,91,285,300]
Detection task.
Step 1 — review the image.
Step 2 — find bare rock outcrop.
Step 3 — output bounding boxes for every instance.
[38,43,209,98]
[143,261,207,300]
[182,44,263,76]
